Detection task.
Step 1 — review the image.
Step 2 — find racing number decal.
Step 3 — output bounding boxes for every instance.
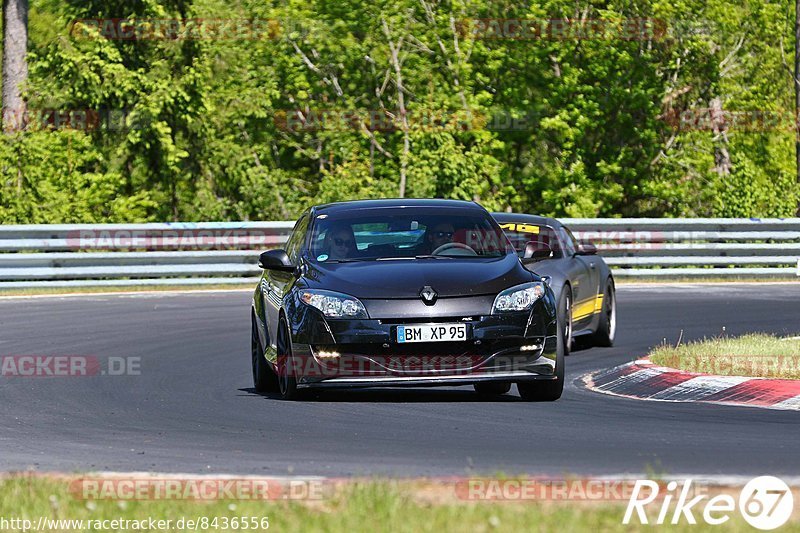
[499,223,540,234]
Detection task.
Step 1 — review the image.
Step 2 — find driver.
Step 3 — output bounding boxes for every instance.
[322,224,357,260]
[425,222,455,253]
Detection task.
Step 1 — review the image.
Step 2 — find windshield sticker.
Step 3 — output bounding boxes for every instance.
[499,223,540,234]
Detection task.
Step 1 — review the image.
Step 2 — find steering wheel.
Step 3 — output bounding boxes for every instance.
[431,242,478,256]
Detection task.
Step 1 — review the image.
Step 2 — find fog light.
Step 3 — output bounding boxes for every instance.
[316,350,340,359]
[520,344,541,352]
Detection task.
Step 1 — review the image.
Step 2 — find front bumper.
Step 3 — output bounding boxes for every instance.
[284,296,558,388]
[306,370,556,388]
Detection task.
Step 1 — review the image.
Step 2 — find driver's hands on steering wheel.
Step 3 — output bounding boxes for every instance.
[431,242,478,256]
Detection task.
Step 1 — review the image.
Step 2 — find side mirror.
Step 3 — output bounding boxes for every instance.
[522,241,553,264]
[577,242,597,255]
[258,249,294,271]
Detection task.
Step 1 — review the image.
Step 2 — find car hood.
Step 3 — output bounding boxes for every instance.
[303,254,534,299]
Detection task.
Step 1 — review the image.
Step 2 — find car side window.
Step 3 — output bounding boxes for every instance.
[285,213,310,264]
[559,227,577,257]
[499,223,564,259]
[564,227,582,253]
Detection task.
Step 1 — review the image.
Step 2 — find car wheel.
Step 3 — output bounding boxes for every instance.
[517,312,565,401]
[473,382,511,395]
[276,317,302,400]
[252,314,278,393]
[592,279,616,347]
[559,286,573,356]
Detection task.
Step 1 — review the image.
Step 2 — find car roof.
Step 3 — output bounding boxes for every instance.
[491,212,563,228]
[314,198,484,214]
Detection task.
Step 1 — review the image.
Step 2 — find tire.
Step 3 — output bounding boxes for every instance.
[558,286,573,356]
[252,315,278,393]
[592,279,616,347]
[517,312,565,401]
[474,382,511,395]
[276,317,303,400]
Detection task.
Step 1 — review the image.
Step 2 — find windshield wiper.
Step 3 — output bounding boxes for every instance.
[418,254,500,259]
[323,258,374,263]
[372,255,449,260]
[333,254,494,262]
[374,255,452,260]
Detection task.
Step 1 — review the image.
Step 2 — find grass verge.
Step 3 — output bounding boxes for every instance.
[0,278,796,297]
[0,284,251,297]
[650,333,800,379]
[615,275,800,284]
[1,475,797,533]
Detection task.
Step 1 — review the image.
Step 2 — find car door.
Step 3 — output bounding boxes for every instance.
[263,211,309,354]
[559,226,600,329]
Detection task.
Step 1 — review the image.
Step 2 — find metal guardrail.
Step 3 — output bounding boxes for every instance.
[0,219,798,288]
[565,218,800,278]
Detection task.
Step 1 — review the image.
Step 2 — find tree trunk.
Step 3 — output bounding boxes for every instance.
[2,0,29,133]
[709,98,731,177]
[795,0,800,214]
[382,19,409,198]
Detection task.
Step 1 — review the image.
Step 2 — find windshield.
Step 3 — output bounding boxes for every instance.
[309,207,513,262]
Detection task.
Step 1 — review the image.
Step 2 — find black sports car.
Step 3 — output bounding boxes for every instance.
[251,199,564,400]
[492,213,616,355]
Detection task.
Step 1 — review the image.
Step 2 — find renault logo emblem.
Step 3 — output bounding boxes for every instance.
[420,286,437,305]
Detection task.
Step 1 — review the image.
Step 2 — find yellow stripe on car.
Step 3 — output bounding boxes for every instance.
[572,294,604,321]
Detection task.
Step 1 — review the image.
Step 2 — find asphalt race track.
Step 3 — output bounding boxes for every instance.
[1,284,799,477]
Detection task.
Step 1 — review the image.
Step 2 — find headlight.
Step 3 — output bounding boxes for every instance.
[492,282,546,313]
[300,289,368,319]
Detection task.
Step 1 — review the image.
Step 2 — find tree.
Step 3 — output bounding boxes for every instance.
[796,0,800,214]
[2,0,28,132]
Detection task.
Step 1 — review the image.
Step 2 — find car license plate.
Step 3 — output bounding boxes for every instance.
[396,324,467,343]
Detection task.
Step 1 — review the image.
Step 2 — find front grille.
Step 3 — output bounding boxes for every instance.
[310,338,542,377]
[378,316,478,324]
[342,340,517,357]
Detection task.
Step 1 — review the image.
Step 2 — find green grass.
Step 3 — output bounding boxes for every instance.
[615,276,800,284]
[0,476,797,532]
[0,279,795,298]
[650,333,800,379]
[0,284,251,297]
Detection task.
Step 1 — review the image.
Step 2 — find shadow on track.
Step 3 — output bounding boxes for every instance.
[567,336,596,355]
[238,387,526,403]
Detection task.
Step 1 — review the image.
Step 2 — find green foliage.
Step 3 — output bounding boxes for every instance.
[1,0,798,222]
[0,131,157,222]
